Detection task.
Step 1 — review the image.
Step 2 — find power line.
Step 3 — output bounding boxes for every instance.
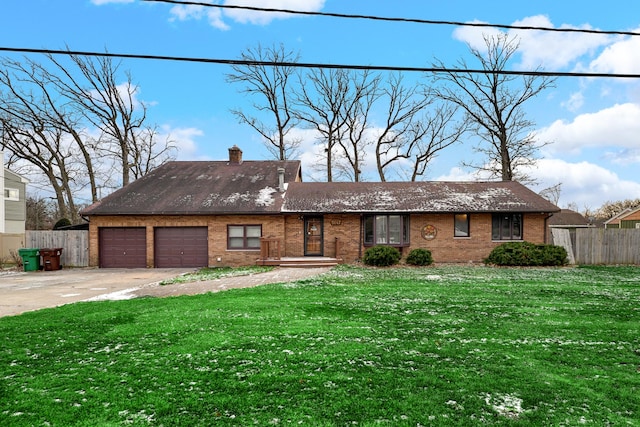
[143,0,640,37]
[0,46,638,79]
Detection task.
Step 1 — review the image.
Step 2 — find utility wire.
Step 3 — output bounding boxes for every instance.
[0,46,638,79]
[143,0,640,37]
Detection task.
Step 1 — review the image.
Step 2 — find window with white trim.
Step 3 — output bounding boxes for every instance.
[4,188,19,201]
[227,225,262,250]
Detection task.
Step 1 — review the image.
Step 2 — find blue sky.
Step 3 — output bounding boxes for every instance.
[2,0,640,210]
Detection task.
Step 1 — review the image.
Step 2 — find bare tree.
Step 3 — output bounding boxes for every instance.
[333,70,380,182]
[373,74,463,181]
[0,53,175,221]
[296,68,380,181]
[0,115,78,220]
[539,182,562,206]
[46,53,175,186]
[1,57,102,203]
[295,68,349,181]
[0,60,83,220]
[407,103,465,181]
[593,198,640,221]
[25,196,56,230]
[432,33,556,181]
[226,44,301,160]
[129,125,176,181]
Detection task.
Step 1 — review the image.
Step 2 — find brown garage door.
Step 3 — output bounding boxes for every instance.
[99,227,147,268]
[154,227,208,268]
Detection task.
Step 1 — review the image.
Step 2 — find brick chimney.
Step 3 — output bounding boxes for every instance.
[228,145,243,164]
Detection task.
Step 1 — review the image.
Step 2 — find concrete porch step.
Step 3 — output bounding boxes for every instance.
[278,262,339,268]
[257,257,341,268]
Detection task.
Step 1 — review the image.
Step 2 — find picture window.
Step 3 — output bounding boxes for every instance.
[363,215,410,246]
[492,213,523,240]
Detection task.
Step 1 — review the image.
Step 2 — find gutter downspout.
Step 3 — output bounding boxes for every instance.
[544,213,554,244]
[358,214,363,260]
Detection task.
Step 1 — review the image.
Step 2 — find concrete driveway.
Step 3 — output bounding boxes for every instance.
[0,268,195,318]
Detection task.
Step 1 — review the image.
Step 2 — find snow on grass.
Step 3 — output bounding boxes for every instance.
[483,393,525,419]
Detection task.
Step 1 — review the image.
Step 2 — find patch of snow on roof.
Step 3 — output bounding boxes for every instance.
[256,186,276,207]
[250,174,265,183]
[223,192,251,205]
[175,194,193,206]
[201,193,219,208]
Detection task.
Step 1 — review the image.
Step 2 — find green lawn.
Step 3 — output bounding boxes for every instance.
[1,265,638,426]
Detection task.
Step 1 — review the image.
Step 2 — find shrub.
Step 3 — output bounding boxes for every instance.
[405,248,433,266]
[362,245,401,267]
[53,218,72,230]
[484,241,568,266]
[9,249,22,268]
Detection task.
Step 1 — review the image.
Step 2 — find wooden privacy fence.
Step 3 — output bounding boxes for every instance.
[574,228,640,265]
[25,230,89,267]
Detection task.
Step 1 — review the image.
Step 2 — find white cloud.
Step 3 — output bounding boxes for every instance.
[224,0,325,25]
[168,0,325,29]
[435,166,493,182]
[436,158,640,209]
[510,16,611,70]
[536,103,640,156]
[562,91,585,112]
[588,28,640,74]
[452,20,502,52]
[525,158,640,209]
[453,15,612,70]
[169,2,229,31]
[170,127,204,159]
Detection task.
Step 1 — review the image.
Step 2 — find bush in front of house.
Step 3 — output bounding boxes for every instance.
[405,248,434,266]
[484,241,568,266]
[362,245,401,267]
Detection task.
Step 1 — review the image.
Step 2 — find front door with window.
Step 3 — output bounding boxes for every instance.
[304,216,323,256]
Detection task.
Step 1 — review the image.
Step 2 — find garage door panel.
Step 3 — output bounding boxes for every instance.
[100,227,147,268]
[154,227,208,268]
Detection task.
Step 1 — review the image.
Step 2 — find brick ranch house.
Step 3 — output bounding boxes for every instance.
[80,146,560,268]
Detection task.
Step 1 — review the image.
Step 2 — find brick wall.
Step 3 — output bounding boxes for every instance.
[88,214,284,267]
[310,212,549,264]
[88,212,550,267]
[405,213,549,263]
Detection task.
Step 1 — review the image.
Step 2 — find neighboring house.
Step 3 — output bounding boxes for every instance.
[80,146,560,268]
[603,206,640,229]
[547,209,592,243]
[0,164,29,259]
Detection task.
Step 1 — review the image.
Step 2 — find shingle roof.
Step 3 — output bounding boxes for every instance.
[282,181,559,213]
[548,209,591,227]
[81,161,559,216]
[81,160,301,215]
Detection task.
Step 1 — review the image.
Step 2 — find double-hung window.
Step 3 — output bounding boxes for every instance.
[491,213,523,240]
[363,215,409,246]
[227,225,262,250]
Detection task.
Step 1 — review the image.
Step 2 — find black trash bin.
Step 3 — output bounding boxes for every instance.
[40,248,63,271]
